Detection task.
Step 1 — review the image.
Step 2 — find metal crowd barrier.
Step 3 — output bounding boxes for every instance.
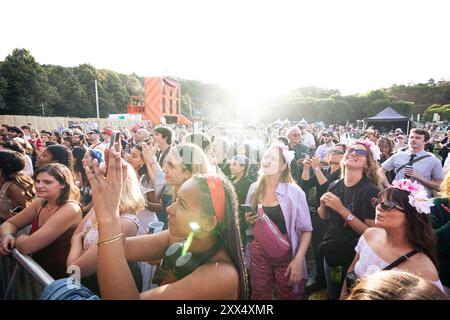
[0,248,54,300]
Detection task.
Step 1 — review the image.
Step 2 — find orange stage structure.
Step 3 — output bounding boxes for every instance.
[127,77,191,125]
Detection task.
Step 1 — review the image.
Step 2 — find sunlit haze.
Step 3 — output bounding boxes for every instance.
[1,0,449,114]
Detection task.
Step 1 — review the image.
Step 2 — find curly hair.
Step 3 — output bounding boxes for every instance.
[0,150,35,206]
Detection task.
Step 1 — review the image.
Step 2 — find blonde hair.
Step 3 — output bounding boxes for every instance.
[440,170,450,199]
[341,142,384,189]
[252,145,294,208]
[347,270,448,300]
[120,162,145,214]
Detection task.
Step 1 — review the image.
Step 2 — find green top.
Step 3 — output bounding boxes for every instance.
[430,197,450,287]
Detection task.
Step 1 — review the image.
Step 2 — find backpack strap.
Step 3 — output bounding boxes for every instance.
[383,250,418,270]
[395,155,432,174]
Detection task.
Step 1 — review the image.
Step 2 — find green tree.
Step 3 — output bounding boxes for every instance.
[0,48,48,115]
[181,92,193,118]
[0,73,7,111]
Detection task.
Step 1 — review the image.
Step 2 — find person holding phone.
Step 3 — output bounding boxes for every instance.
[0,150,35,222]
[245,143,312,300]
[67,160,144,294]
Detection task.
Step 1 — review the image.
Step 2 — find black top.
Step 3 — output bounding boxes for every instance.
[232,176,254,205]
[324,176,380,243]
[289,143,309,183]
[300,167,341,208]
[263,204,287,235]
[430,197,450,287]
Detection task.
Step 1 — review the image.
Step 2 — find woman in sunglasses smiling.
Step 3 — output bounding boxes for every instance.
[340,179,443,298]
[318,140,384,299]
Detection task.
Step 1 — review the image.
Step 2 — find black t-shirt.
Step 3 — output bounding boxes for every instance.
[324,176,380,243]
[263,204,287,235]
[301,167,341,208]
[232,176,254,205]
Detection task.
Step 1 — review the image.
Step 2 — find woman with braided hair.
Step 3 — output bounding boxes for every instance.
[82,146,249,299]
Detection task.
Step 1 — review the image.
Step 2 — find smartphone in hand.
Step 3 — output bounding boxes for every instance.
[110,130,121,151]
[240,204,259,219]
[9,206,23,215]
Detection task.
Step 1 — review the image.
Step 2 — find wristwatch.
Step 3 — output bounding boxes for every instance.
[347,213,355,222]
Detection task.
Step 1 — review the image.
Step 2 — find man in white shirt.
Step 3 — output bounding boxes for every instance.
[315,131,335,166]
[298,125,316,150]
[380,128,444,196]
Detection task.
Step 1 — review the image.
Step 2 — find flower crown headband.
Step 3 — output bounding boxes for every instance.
[391,179,433,214]
[355,139,381,161]
[272,142,295,164]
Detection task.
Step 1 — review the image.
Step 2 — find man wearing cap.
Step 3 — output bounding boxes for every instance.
[101,128,112,150]
[88,129,105,152]
[315,131,335,166]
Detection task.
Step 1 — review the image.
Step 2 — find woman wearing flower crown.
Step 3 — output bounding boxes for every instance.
[340,179,443,299]
[318,140,384,300]
[244,143,312,299]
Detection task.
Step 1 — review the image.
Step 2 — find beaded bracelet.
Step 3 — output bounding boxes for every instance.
[97,233,123,247]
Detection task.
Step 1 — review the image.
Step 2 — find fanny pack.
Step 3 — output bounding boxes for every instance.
[252,206,291,262]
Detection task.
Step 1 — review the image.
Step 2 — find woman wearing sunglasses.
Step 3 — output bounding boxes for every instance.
[340,179,442,299]
[318,140,383,299]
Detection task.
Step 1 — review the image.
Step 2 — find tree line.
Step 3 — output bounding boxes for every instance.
[1,48,449,124]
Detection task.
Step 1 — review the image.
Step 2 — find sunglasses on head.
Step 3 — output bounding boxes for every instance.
[371,198,404,211]
[347,148,368,157]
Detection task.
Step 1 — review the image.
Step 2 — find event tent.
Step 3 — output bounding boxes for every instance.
[364,107,411,134]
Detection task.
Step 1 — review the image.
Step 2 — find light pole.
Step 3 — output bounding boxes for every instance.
[41,103,45,117]
[95,80,100,119]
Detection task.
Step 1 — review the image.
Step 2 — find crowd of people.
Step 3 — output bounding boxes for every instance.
[0,120,449,300]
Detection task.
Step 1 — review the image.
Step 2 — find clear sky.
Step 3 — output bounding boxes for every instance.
[1,0,449,99]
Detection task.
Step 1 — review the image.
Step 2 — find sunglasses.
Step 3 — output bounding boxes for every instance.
[371,198,404,211]
[347,148,368,157]
[330,149,345,155]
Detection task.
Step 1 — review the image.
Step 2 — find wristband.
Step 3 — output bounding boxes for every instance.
[346,213,355,222]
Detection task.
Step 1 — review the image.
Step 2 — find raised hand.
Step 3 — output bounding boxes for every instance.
[141,143,156,164]
[84,147,125,222]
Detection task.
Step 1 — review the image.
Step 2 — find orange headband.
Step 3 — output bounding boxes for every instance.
[205,175,225,223]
